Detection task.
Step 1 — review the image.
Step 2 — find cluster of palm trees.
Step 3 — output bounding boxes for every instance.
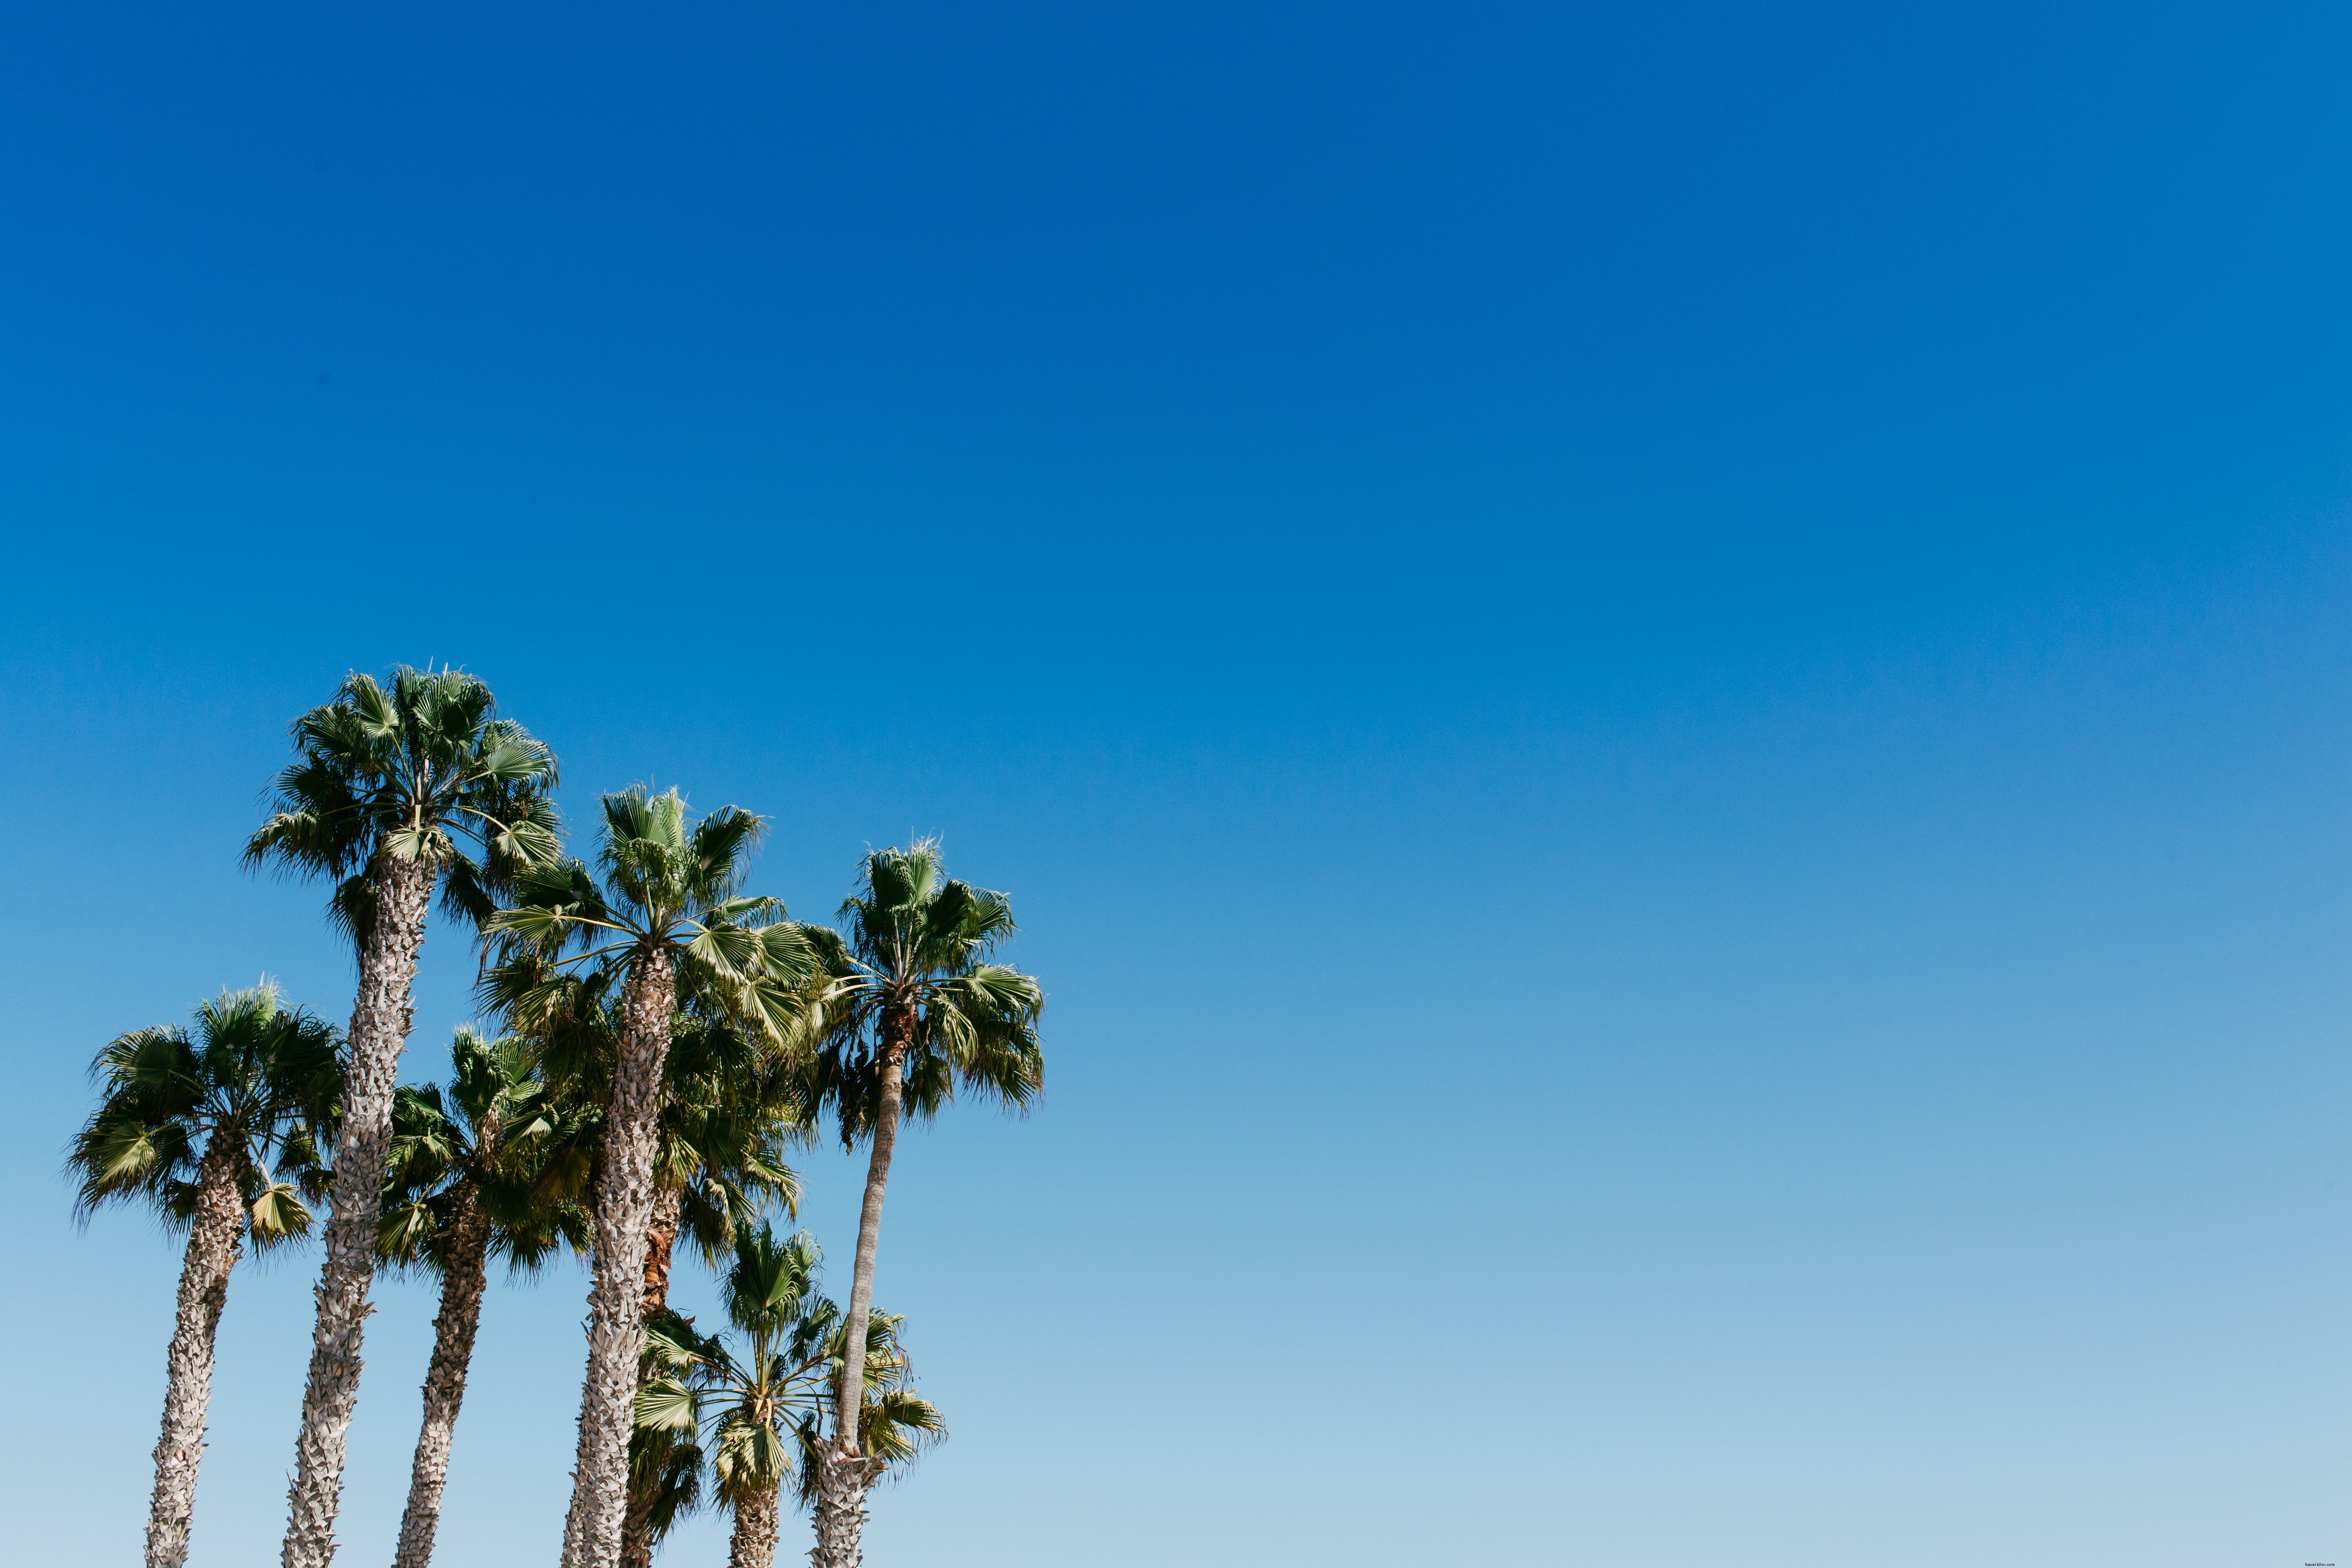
[69,667,1045,1568]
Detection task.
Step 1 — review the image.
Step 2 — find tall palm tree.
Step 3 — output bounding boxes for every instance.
[801,842,1042,1568]
[246,665,558,1568]
[634,1227,940,1568]
[379,1027,590,1568]
[67,985,342,1568]
[515,980,811,1568]
[485,786,821,1568]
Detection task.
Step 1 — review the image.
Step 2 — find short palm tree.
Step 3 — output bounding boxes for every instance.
[245,665,557,1568]
[67,985,341,1568]
[484,786,821,1568]
[801,842,1041,1568]
[379,1027,590,1568]
[634,1227,940,1568]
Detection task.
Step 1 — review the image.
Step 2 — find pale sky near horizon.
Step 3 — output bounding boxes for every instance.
[3,2,2350,1566]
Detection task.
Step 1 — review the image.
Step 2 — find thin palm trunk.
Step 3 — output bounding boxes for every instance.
[144,1136,248,1568]
[619,1183,688,1568]
[561,949,678,1568]
[726,1480,782,1568]
[811,1004,910,1568]
[388,1152,497,1568]
[284,851,436,1568]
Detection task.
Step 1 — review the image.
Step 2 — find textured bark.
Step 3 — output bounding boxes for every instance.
[804,1451,883,1568]
[726,1481,782,1568]
[812,998,911,1568]
[389,1153,497,1568]
[283,850,436,1568]
[144,1136,248,1568]
[618,1183,688,1568]
[618,1501,656,1568]
[641,1182,683,1314]
[560,949,678,1568]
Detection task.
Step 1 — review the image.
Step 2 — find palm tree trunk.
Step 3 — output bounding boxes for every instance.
[806,1454,883,1568]
[145,1136,248,1568]
[389,1167,496,1568]
[619,1182,687,1568]
[618,1493,658,1568]
[284,850,436,1568]
[812,1007,910,1568]
[560,948,678,1568]
[642,1182,683,1313]
[726,1479,782,1568]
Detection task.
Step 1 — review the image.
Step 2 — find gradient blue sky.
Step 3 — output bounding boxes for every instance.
[3,2,2349,1565]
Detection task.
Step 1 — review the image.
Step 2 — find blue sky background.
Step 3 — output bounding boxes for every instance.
[2,1,2348,1564]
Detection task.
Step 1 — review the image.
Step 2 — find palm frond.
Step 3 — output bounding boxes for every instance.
[247,1178,315,1250]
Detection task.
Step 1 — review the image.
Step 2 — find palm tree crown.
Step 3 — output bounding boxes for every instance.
[640,1226,838,1504]
[381,1027,589,1274]
[635,1227,940,1568]
[487,785,819,1037]
[244,665,560,938]
[807,840,1044,1143]
[70,984,341,1241]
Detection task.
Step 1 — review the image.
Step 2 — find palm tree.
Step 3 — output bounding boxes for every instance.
[801,842,1041,1568]
[485,786,821,1568]
[379,1027,590,1568]
[515,980,811,1568]
[245,665,558,1568]
[634,1227,940,1568]
[67,985,341,1568]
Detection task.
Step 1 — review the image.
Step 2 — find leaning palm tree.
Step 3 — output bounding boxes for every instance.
[246,665,558,1568]
[379,1027,590,1568]
[484,786,821,1568]
[67,985,342,1568]
[634,1227,940,1568]
[801,842,1041,1568]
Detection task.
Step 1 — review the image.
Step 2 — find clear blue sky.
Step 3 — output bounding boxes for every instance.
[3,2,2347,1564]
